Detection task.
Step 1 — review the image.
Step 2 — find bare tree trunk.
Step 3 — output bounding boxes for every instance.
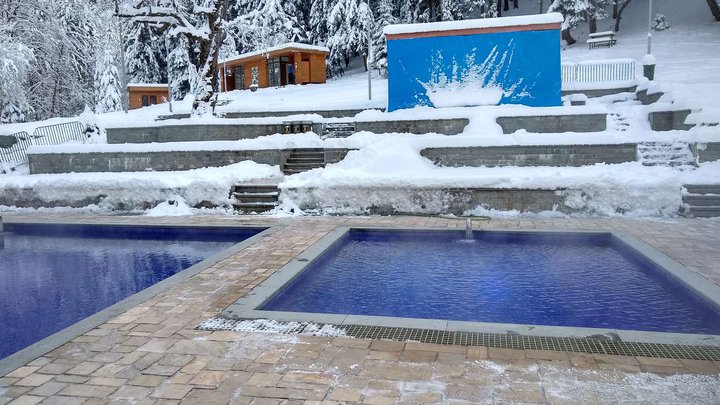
[561,28,576,45]
[539,0,544,14]
[613,1,618,18]
[589,17,597,33]
[614,0,632,32]
[708,0,720,21]
[513,0,519,8]
[191,0,228,115]
[497,0,502,16]
[504,0,509,12]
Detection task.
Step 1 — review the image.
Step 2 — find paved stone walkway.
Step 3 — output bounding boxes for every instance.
[1,214,720,404]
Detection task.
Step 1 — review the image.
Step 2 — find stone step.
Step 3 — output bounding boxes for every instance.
[231,185,279,194]
[286,156,325,163]
[684,184,720,195]
[231,192,279,203]
[233,202,277,214]
[686,205,720,218]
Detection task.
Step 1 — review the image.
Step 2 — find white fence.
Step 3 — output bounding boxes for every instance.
[0,122,87,168]
[561,58,636,83]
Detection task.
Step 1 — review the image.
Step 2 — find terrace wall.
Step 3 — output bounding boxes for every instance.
[421,144,637,167]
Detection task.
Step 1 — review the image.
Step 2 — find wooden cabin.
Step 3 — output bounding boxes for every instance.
[219,43,329,91]
[127,84,169,110]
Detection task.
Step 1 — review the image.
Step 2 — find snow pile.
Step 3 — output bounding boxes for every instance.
[0,161,281,212]
[197,318,347,337]
[146,195,194,216]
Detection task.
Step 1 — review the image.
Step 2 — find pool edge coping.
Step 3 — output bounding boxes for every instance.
[221,225,720,348]
[0,221,282,377]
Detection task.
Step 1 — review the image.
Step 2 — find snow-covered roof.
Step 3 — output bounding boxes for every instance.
[127,83,168,89]
[219,43,330,65]
[384,13,563,37]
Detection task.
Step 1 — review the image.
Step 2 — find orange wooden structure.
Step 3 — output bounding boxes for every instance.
[218,43,329,91]
[127,84,169,110]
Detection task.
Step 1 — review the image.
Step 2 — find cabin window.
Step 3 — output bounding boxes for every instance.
[141,95,150,107]
[268,58,281,87]
[235,66,245,90]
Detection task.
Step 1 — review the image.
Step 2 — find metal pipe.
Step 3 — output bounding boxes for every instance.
[647,0,653,55]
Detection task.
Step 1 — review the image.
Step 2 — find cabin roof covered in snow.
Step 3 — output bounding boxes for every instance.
[127,83,168,89]
[219,43,330,65]
[384,13,563,38]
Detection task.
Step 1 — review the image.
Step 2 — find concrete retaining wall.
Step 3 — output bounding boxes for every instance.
[107,118,470,144]
[355,119,469,135]
[421,144,637,167]
[29,149,283,174]
[283,187,566,216]
[561,86,637,98]
[496,114,607,134]
[157,109,373,120]
[324,148,355,164]
[636,90,663,105]
[106,124,290,144]
[649,110,693,131]
[698,142,720,163]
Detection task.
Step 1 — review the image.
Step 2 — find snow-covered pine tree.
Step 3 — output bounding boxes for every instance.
[548,0,587,44]
[586,0,612,33]
[93,10,123,114]
[94,48,123,114]
[371,0,397,72]
[118,0,230,115]
[124,22,164,83]
[326,0,350,74]
[225,0,307,53]
[166,35,193,100]
[0,23,34,123]
[309,0,331,45]
[349,1,374,70]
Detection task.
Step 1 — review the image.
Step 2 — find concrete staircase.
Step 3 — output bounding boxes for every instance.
[231,184,279,214]
[682,185,720,218]
[638,142,696,167]
[282,148,326,175]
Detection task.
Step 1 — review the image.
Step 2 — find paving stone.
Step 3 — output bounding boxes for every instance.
[151,384,193,400]
[188,370,228,388]
[13,374,53,388]
[66,362,103,376]
[58,384,117,398]
[240,386,326,401]
[3,368,38,379]
[28,381,68,397]
[6,395,43,405]
[110,385,154,400]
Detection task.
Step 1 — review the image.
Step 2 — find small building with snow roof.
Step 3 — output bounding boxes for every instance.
[127,83,169,110]
[218,43,330,91]
[384,13,563,111]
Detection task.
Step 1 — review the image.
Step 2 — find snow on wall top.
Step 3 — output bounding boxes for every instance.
[219,43,330,65]
[384,13,563,37]
[127,83,168,89]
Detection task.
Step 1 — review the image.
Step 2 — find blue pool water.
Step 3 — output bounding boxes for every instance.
[262,230,720,334]
[0,223,262,360]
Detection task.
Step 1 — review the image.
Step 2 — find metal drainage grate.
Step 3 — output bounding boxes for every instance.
[198,319,720,361]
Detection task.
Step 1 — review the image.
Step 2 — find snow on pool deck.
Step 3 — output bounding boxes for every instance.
[0,214,719,404]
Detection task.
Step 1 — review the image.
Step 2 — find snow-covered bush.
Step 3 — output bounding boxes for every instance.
[652,14,671,31]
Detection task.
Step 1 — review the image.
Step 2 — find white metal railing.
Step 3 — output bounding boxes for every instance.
[561,58,636,83]
[0,122,87,168]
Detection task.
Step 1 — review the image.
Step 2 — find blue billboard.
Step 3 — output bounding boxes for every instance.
[386,28,561,111]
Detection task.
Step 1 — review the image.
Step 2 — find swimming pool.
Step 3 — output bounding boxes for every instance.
[225,227,720,344]
[0,222,265,361]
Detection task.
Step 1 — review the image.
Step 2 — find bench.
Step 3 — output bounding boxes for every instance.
[587,31,616,49]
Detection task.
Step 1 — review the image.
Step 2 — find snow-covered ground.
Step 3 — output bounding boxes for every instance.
[1,1,719,217]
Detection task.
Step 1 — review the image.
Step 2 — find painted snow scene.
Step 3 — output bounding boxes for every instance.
[2,0,720,403]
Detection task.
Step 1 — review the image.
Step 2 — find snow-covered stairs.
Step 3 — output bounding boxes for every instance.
[231,184,279,214]
[283,148,326,175]
[608,112,630,132]
[637,142,696,167]
[682,185,720,218]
